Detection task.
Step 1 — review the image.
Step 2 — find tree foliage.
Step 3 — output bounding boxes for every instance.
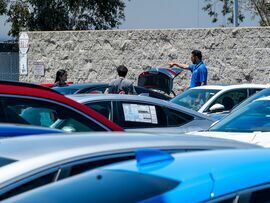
[203,0,270,26]
[0,0,7,15]
[1,0,127,38]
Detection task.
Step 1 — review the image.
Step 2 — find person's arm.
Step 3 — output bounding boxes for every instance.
[168,62,189,70]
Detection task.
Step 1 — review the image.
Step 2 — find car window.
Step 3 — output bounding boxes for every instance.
[116,102,167,129]
[209,185,270,203]
[232,88,270,113]
[85,101,112,120]
[0,157,17,167]
[68,156,134,177]
[0,171,58,200]
[207,89,248,112]
[249,88,263,96]
[249,187,270,202]
[164,108,194,127]
[84,86,108,94]
[209,100,270,132]
[171,89,220,111]
[0,97,104,132]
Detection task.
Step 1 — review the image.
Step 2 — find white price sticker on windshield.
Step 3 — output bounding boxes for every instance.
[122,103,158,124]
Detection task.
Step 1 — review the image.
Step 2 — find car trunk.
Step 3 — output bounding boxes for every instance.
[138,67,182,95]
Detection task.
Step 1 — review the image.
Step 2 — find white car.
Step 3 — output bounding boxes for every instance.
[189,96,270,147]
[171,84,268,116]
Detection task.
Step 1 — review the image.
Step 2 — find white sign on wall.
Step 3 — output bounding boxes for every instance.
[33,62,45,76]
[19,32,29,54]
[19,54,28,75]
[19,32,29,75]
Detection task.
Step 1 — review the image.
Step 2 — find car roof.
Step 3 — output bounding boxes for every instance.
[0,133,258,161]
[192,84,269,91]
[8,148,270,203]
[103,149,270,201]
[0,133,259,189]
[67,94,215,121]
[0,81,123,131]
[53,83,108,90]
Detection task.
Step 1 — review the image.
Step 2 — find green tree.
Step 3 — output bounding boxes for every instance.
[0,0,7,15]
[1,0,127,38]
[203,0,270,26]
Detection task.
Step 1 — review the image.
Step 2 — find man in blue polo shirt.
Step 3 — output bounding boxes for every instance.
[169,50,208,88]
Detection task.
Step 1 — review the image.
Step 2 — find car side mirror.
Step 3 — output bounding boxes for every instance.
[209,103,225,113]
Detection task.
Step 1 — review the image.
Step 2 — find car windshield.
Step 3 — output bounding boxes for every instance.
[232,88,270,112]
[171,88,220,111]
[209,100,270,132]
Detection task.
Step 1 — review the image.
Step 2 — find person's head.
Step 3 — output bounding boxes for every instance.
[117,65,128,77]
[191,50,202,64]
[55,69,67,83]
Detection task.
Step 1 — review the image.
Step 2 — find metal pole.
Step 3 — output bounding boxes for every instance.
[234,0,239,27]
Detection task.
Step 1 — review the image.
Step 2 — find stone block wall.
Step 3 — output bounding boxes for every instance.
[20,27,270,93]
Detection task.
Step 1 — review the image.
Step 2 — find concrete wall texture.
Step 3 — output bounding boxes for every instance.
[20,27,270,92]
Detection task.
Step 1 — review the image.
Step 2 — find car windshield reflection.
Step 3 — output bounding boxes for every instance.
[209,100,270,132]
[171,89,220,111]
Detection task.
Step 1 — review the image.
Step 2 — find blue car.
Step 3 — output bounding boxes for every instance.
[0,123,63,137]
[210,87,270,121]
[5,149,270,202]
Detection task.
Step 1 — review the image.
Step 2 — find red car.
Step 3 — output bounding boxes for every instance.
[0,81,123,132]
[39,82,74,88]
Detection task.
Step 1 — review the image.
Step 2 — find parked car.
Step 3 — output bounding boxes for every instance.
[189,96,270,147]
[0,133,259,200]
[171,84,268,117]
[39,82,73,88]
[52,67,183,101]
[0,123,63,137]
[6,148,270,202]
[68,94,215,133]
[0,81,123,132]
[53,83,109,95]
[208,87,270,121]
[137,67,183,96]
[53,83,172,101]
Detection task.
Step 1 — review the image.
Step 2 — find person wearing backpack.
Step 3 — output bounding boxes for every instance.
[107,65,135,95]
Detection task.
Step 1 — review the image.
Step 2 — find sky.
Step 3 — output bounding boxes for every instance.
[0,0,260,41]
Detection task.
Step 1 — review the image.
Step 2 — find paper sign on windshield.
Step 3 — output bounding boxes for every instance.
[122,103,158,124]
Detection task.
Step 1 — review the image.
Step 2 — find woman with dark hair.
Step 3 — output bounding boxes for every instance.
[54,69,68,87]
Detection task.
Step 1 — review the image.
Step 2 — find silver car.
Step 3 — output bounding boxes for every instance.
[0,133,259,200]
[68,94,215,133]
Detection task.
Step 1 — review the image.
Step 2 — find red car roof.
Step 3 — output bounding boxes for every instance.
[0,81,123,131]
